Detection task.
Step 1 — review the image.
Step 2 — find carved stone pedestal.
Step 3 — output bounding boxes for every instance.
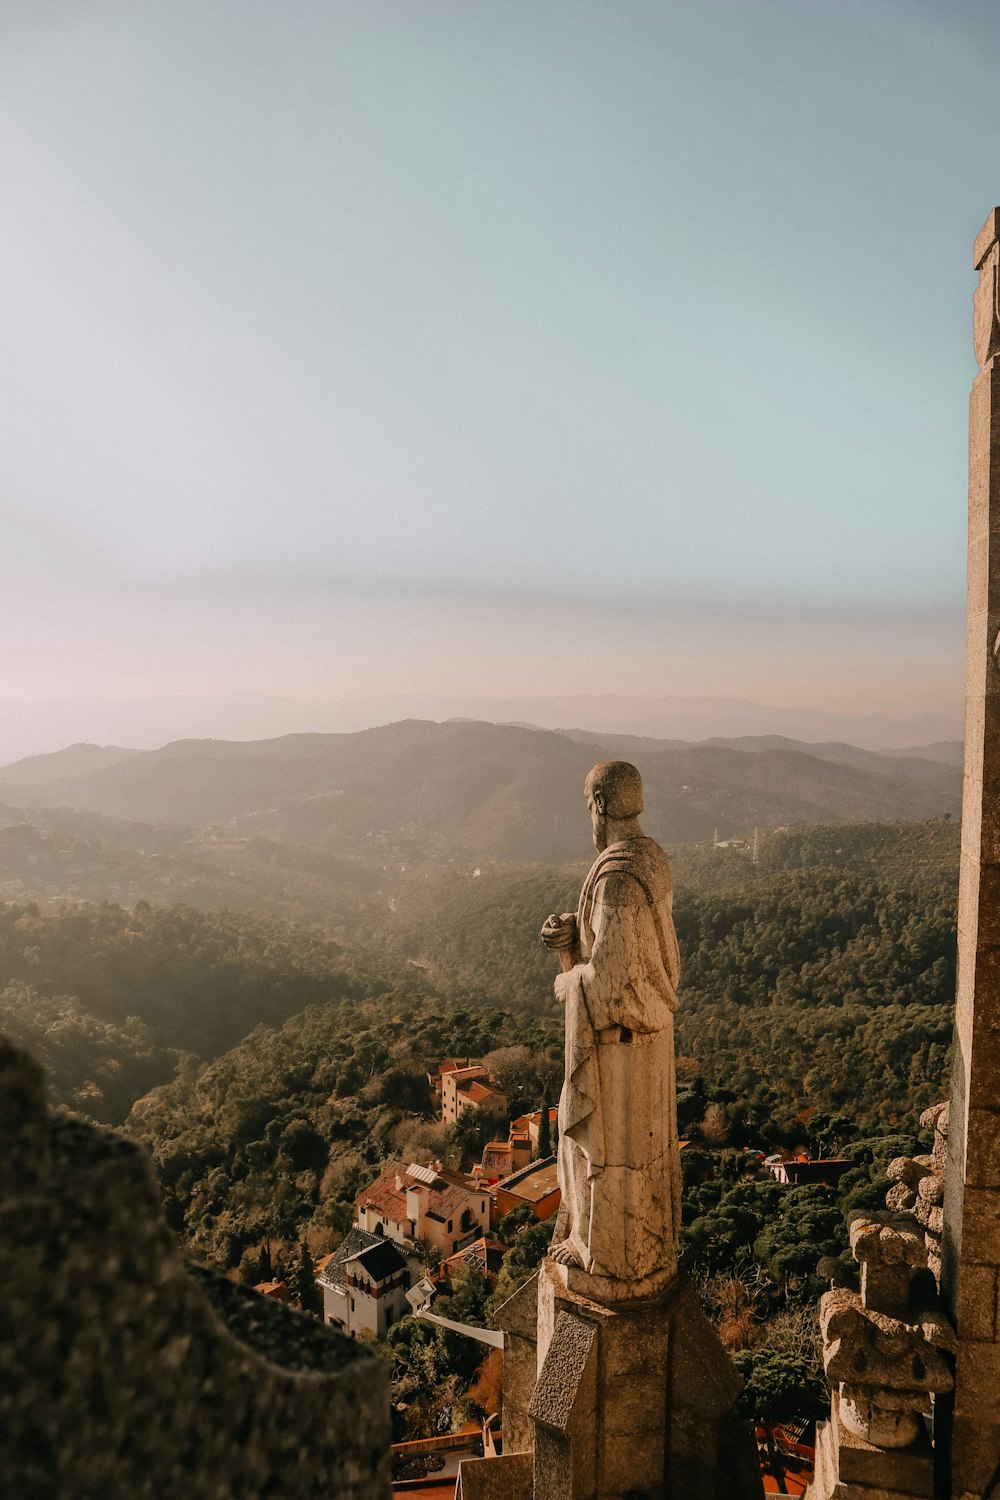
[480,1261,761,1500]
[810,1393,935,1500]
[806,1203,954,1499]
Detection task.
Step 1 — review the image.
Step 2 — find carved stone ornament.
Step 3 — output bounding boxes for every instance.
[819,1287,954,1449]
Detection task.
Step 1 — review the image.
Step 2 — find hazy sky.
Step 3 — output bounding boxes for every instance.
[0,1,996,720]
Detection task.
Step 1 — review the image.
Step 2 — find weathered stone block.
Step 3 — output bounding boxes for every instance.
[961,1106,1000,1183]
[973,206,1000,270]
[954,1185,1000,1263]
[808,1399,936,1499]
[457,1452,533,1500]
[493,1272,539,1455]
[529,1311,598,1438]
[964,946,1000,1025]
[957,1261,998,1341]
[832,1392,935,1495]
[947,1411,1000,1499]
[954,1339,1000,1421]
[527,1263,760,1500]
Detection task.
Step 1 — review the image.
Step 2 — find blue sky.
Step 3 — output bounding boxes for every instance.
[0,1,995,717]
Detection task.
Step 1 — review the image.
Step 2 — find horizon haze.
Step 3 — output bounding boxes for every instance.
[0,4,992,731]
[0,688,962,768]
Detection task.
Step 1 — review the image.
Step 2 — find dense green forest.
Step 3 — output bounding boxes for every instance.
[0,900,406,1120]
[0,814,959,1439]
[0,819,957,1130]
[128,997,562,1274]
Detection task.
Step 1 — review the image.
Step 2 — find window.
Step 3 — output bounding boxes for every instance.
[447,1220,452,1232]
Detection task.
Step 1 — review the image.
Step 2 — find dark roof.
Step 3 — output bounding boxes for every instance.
[349,1239,408,1282]
[332,1227,381,1267]
[316,1228,382,1291]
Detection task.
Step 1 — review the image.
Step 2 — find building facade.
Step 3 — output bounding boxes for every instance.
[355,1160,491,1259]
[317,1229,410,1340]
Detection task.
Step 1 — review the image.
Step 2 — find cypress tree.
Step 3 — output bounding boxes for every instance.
[259,1239,273,1283]
[538,1097,551,1158]
[291,1241,323,1316]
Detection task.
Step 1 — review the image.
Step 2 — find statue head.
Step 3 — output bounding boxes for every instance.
[584,761,644,850]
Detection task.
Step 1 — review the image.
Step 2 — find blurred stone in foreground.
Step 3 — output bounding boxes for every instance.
[0,1037,390,1500]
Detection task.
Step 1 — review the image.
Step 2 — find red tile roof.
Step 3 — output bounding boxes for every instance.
[458,1079,502,1104]
[253,1281,288,1300]
[440,1237,507,1287]
[436,1058,477,1077]
[356,1161,483,1227]
[480,1143,514,1179]
[509,1107,557,1133]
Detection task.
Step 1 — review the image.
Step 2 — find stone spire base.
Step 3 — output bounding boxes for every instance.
[810,1393,934,1500]
[470,1262,761,1500]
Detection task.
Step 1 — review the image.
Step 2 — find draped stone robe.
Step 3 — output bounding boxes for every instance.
[556,834,681,1291]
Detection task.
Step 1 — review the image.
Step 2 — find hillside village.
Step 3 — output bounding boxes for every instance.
[254,1059,562,1348]
[231,1048,860,1494]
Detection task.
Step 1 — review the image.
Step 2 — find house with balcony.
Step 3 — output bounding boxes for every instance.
[316,1227,410,1339]
[355,1160,491,1259]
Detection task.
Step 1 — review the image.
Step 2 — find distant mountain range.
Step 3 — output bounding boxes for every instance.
[0,692,962,764]
[0,742,141,786]
[0,719,962,862]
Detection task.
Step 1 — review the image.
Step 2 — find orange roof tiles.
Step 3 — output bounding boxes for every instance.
[356,1161,482,1227]
[480,1143,514,1179]
[253,1281,288,1300]
[436,1058,477,1077]
[459,1079,504,1105]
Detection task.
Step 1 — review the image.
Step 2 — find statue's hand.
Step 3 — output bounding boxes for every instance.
[554,970,575,1005]
[541,912,578,951]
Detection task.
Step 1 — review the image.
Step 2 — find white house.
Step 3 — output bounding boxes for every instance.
[316,1228,410,1339]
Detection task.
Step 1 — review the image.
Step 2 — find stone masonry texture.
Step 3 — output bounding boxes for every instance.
[0,1038,391,1500]
[942,206,1000,1500]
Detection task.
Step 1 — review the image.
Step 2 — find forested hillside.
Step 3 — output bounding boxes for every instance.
[0,719,961,860]
[128,998,562,1274]
[0,819,957,1125]
[0,902,401,1120]
[0,816,958,1289]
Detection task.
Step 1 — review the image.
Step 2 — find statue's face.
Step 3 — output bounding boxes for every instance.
[587,792,608,852]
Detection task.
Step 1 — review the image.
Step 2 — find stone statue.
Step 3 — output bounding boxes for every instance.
[540,760,681,1298]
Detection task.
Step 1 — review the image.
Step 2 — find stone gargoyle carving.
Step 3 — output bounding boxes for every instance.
[884,1101,948,1282]
[818,1209,956,1452]
[820,1286,954,1448]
